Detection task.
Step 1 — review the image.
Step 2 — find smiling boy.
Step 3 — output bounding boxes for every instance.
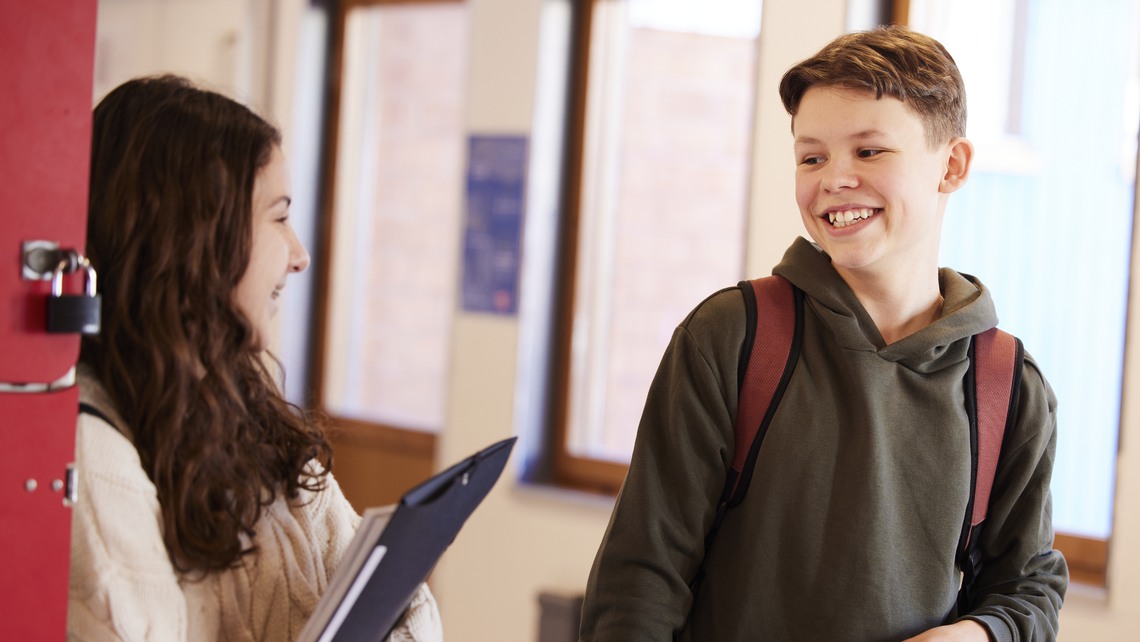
[580,26,1067,642]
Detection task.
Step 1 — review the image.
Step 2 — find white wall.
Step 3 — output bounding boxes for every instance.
[93,0,1140,639]
[94,0,252,105]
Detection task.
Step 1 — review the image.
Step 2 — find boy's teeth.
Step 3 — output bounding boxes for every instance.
[828,208,874,228]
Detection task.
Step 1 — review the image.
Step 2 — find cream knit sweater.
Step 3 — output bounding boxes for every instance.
[67,370,443,641]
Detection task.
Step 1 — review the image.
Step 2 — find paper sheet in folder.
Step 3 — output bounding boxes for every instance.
[299,436,517,642]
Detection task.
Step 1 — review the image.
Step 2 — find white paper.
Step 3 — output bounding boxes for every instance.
[317,545,388,642]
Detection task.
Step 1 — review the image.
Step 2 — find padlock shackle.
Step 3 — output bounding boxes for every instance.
[50,258,69,297]
[82,258,97,296]
[50,252,97,297]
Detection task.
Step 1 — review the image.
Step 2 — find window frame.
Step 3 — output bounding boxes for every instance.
[548,0,630,494]
[308,0,466,455]
[548,0,762,494]
[894,0,1117,590]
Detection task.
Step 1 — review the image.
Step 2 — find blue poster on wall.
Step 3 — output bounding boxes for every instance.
[461,135,528,315]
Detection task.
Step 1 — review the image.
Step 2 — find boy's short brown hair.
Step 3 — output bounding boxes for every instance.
[779,25,967,146]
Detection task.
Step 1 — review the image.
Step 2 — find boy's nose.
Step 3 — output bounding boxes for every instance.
[822,163,859,192]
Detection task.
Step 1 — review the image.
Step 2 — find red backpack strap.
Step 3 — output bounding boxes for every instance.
[967,327,1021,544]
[692,276,801,592]
[725,275,801,505]
[958,327,1023,610]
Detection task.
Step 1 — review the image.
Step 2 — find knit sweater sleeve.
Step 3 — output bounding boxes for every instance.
[960,354,1068,641]
[68,412,188,641]
[580,288,741,641]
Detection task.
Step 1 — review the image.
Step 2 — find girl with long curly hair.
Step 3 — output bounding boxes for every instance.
[68,75,442,641]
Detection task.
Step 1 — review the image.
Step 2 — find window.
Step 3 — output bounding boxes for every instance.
[552,0,763,492]
[315,0,469,435]
[906,0,1139,586]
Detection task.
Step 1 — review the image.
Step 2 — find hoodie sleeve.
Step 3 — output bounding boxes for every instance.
[960,354,1069,641]
[579,288,742,641]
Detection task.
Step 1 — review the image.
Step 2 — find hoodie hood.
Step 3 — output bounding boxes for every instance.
[772,236,999,373]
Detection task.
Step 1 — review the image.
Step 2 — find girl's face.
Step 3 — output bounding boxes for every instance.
[234,146,310,350]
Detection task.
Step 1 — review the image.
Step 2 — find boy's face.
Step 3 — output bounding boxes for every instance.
[792,86,968,284]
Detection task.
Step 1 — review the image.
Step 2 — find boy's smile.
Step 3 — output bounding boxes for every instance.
[791,86,970,286]
[825,207,877,229]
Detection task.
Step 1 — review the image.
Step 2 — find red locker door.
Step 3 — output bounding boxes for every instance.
[0,0,98,638]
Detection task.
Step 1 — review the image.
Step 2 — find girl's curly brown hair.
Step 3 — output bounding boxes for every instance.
[81,75,332,574]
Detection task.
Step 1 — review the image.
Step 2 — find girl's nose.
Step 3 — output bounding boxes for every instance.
[288,228,310,273]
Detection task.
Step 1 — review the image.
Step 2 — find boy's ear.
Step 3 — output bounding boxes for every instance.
[939,137,973,194]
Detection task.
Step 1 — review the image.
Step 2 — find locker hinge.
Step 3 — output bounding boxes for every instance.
[64,463,78,506]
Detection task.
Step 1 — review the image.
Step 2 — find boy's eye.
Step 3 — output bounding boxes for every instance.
[857,148,883,158]
[799,155,825,166]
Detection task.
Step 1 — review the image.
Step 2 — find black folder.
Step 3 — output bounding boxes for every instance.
[299,436,517,642]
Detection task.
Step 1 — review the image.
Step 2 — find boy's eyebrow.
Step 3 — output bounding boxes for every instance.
[794,129,892,146]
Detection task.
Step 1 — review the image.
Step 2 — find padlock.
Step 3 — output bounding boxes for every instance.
[46,256,101,335]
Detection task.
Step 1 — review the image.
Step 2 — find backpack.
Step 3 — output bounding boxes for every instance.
[703,274,1023,613]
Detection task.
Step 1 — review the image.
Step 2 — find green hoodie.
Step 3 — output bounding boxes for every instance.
[581,238,1067,641]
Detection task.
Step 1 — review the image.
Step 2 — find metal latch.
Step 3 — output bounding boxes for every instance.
[64,463,78,506]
